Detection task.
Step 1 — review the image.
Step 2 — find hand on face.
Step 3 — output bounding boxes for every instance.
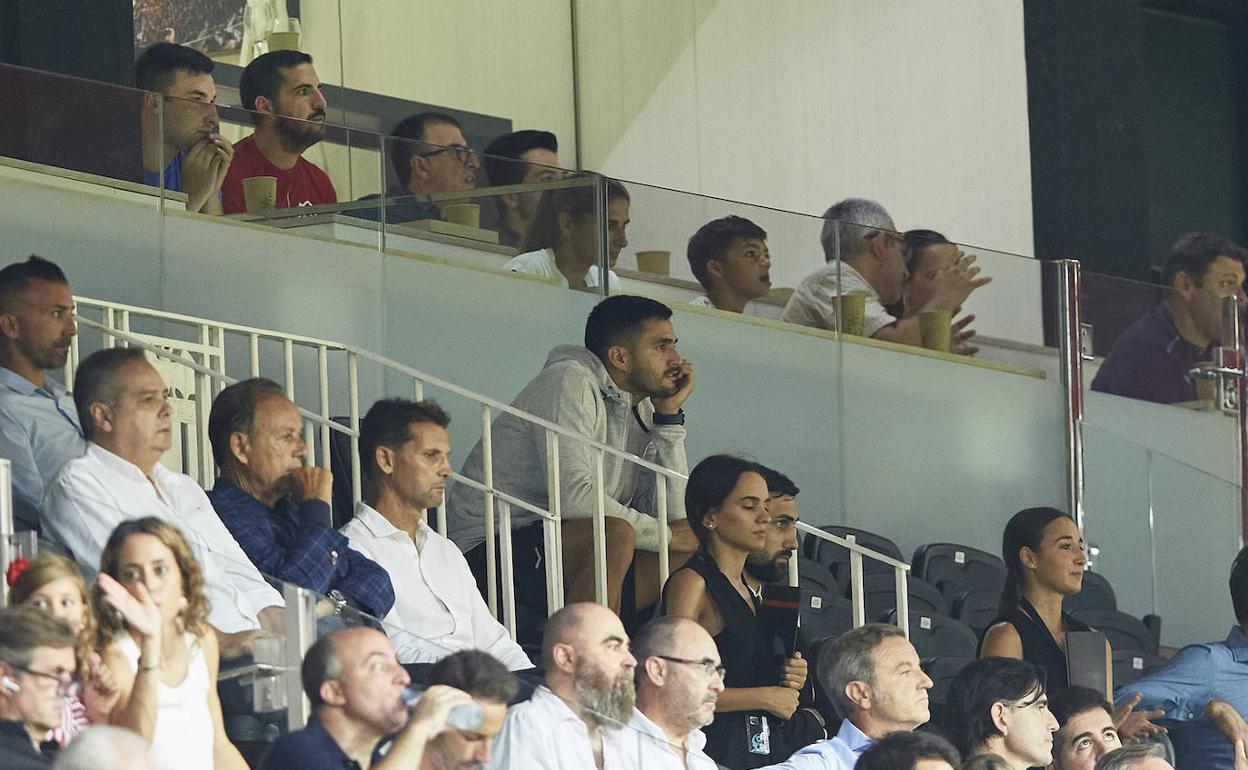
[651,358,695,414]
[288,466,334,504]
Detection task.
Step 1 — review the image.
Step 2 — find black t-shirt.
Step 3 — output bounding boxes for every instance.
[0,720,56,770]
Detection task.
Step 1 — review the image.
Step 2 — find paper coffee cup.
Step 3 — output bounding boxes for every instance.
[919,310,952,352]
[635,250,670,276]
[442,203,480,228]
[243,176,277,213]
[837,294,866,336]
[1193,363,1216,401]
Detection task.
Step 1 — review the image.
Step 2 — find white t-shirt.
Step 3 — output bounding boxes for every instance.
[780,261,893,337]
[505,248,622,291]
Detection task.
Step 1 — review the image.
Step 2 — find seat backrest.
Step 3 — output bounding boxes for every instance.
[1063,570,1117,614]
[805,526,903,576]
[912,542,1006,601]
[951,588,1002,635]
[1069,608,1157,655]
[328,415,356,529]
[799,589,856,651]
[887,610,979,661]
[1111,649,1166,688]
[861,573,947,620]
[798,557,844,597]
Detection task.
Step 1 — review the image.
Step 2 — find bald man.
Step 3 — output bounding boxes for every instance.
[613,615,722,768]
[488,603,637,770]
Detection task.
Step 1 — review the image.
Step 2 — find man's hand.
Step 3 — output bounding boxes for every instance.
[1208,700,1248,755]
[1235,738,1248,770]
[181,134,231,214]
[289,466,334,504]
[780,652,807,690]
[652,359,695,415]
[406,684,475,736]
[1114,692,1166,742]
[924,251,992,314]
[951,313,980,356]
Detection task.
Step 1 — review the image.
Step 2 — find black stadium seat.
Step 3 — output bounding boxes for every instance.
[884,610,979,661]
[1063,569,1117,614]
[922,655,976,724]
[1112,649,1167,688]
[1069,608,1158,656]
[804,526,904,578]
[911,542,1006,602]
[950,588,1001,635]
[799,589,855,649]
[798,557,844,597]
[860,572,947,620]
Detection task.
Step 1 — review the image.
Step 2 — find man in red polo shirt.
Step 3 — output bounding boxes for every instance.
[222,50,337,214]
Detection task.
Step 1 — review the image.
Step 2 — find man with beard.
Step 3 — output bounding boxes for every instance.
[0,256,84,534]
[447,296,698,620]
[221,50,337,214]
[686,216,774,313]
[490,603,637,770]
[420,650,518,770]
[748,466,801,584]
[616,616,723,768]
[205,378,395,620]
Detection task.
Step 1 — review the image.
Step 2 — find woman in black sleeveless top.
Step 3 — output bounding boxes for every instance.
[980,507,1161,741]
[663,455,808,769]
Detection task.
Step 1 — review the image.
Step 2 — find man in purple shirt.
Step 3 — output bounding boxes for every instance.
[1092,232,1247,404]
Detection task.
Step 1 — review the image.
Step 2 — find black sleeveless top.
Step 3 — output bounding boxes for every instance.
[664,547,776,769]
[981,596,1091,693]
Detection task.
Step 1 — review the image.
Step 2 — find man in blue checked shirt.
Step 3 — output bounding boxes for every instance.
[206,377,394,619]
[1117,545,1248,770]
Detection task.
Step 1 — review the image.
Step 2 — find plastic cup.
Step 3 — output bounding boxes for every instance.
[442,203,480,228]
[243,176,277,213]
[838,294,866,336]
[919,310,952,352]
[635,250,670,275]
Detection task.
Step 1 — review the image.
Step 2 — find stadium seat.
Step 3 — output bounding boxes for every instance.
[922,655,975,725]
[1069,608,1158,656]
[950,588,1001,634]
[804,526,904,578]
[799,589,855,650]
[1112,649,1166,688]
[798,557,844,597]
[911,542,1006,603]
[1063,569,1117,614]
[884,610,979,661]
[860,572,947,620]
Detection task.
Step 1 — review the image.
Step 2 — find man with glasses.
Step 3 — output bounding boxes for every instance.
[0,256,84,536]
[616,616,723,769]
[369,112,479,224]
[760,623,933,769]
[0,606,78,768]
[781,198,987,347]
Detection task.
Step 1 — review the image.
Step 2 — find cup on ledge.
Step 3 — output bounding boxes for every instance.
[837,293,867,336]
[442,202,481,228]
[1193,363,1217,402]
[242,176,278,214]
[635,250,671,276]
[918,309,952,352]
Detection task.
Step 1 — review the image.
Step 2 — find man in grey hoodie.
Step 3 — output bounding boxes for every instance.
[447,295,698,621]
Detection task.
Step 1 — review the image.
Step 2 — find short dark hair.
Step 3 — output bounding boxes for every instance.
[685,454,768,545]
[73,347,147,441]
[583,295,672,363]
[856,730,960,770]
[686,216,768,289]
[135,42,214,93]
[902,229,951,275]
[943,657,1046,757]
[1231,544,1248,624]
[521,179,630,254]
[301,633,343,711]
[427,650,518,704]
[758,465,799,498]
[0,606,76,670]
[0,255,68,313]
[483,130,558,188]
[239,50,314,123]
[1163,231,1248,287]
[207,377,287,470]
[389,112,462,188]
[1048,685,1113,729]
[359,398,451,483]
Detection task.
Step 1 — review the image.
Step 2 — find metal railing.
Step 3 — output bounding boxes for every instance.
[793,522,912,637]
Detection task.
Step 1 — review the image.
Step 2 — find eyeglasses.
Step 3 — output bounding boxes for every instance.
[656,655,727,680]
[416,144,476,165]
[13,666,81,698]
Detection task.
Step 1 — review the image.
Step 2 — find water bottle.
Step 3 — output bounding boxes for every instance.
[401,685,483,731]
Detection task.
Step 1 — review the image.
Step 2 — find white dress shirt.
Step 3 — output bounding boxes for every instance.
[780,260,893,337]
[504,248,622,291]
[489,685,632,770]
[340,502,531,670]
[609,708,718,770]
[41,443,284,632]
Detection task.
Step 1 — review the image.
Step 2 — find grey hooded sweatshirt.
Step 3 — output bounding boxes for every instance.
[446,345,687,554]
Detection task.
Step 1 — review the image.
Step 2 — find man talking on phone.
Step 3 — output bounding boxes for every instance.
[447,295,698,629]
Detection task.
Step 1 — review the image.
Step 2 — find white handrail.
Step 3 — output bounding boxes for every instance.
[796,521,912,637]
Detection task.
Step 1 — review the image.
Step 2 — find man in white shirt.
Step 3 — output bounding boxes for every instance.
[761,623,934,770]
[781,198,988,346]
[614,616,722,769]
[41,347,283,646]
[340,397,532,671]
[489,602,637,770]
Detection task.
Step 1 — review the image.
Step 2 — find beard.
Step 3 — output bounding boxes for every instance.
[573,662,635,728]
[746,550,786,584]
[24,338,71,371]
[275,112,325,153]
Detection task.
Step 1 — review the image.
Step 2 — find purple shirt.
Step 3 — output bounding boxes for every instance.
[1091,303,1208,403]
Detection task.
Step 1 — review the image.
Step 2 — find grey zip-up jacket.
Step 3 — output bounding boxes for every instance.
[446,345,688,553]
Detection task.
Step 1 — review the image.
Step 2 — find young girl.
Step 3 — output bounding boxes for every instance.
[95,517,248,770]
[8,552,119,745]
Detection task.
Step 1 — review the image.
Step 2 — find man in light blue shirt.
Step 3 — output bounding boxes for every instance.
[761,623,933,769]
[1118,546,1248,770]
[0,256,84,532]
